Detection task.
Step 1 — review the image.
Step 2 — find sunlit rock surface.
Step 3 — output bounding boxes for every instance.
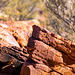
[21,25,75,75]
[0,21,75,75]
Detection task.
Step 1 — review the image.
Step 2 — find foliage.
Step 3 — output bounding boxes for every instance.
[1,0,39,20]
[43,0,75,42]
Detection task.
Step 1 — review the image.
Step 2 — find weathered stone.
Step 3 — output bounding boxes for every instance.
[0,45,28,74]
[27,37,63,66]
[52,65,74,75]
[32,25,75,60]
[0,22,75,75]
[11,20,40,47]
[27,37,75,75]
[21,25,75,75]
[0,20,41,47]
[50,72,60,75]
[20,60,51,75]
[0,27,19,47]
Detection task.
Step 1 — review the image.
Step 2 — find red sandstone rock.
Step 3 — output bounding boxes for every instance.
[0,27,19,47]
[50,72,60,75]
[28,37,63,65]
[32,25,75,60]
[0,22,75,75]
[0,45,28,75]
[11,20,40,47]
[20,61,52,75]
[26,37,75,75]
[20,25,75,75]
[0,20,41,47]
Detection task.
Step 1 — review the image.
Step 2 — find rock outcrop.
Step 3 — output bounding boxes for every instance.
[0,20,40,47]
[20,25,75,75]
[0,21,75,75]
[0,20,40,75]
[0,45,28,75]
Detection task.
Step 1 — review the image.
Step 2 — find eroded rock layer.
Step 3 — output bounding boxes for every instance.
[0,23,75,75]
[0,45,28,75]
[20,25,75,75]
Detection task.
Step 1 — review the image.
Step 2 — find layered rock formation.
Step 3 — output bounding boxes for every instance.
[0,45,28,75]
[0,20,40,75]
[0,20,40,47]
[20,25,75,75]
[0,21,75,75]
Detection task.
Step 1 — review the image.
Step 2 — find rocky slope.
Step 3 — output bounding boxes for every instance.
[0,21,75,75]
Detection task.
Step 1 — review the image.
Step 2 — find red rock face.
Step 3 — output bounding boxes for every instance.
[32,25,75,60]
[0,20,41,75]
[0,21,75,75]
[20,25,75,75]
[28,37,63,65]
[11,20,40,47]
[0,45,28,75]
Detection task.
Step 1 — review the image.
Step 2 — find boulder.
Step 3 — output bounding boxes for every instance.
[0,22,75,75]
[20,25,75,75]
[32,25,75,60]
[27,37,63,65]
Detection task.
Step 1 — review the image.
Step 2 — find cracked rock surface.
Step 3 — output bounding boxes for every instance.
[20,25,75,75]
[0,22,75,75]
